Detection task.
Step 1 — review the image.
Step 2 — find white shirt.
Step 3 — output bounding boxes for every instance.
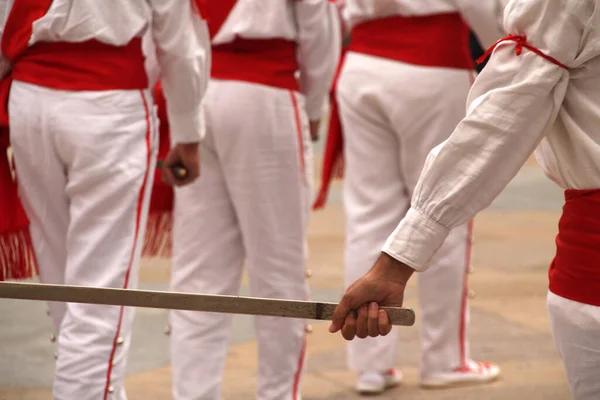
[343,0,507,48]
[213,0,341,121]
[382,0,600,271]
[0,0,211,144]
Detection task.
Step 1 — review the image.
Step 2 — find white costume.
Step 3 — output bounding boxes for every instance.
[380,0,600,399]
[337,0,505,391]
[169,1,340,399]
[1,0,210,398]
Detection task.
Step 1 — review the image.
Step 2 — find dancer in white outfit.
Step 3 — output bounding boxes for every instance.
[317,0,506,394]
[164,1,341,399]
[0,0,210,398]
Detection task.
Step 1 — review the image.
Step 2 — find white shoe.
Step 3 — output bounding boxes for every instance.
[421,360,501,389]
[356,369,403,395]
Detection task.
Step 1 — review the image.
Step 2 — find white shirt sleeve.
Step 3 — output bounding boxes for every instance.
[295,0,342,121]
[149,0,211,144]
[382,0,592,271]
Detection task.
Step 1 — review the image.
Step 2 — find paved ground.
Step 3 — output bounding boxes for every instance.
[0,148,572,399]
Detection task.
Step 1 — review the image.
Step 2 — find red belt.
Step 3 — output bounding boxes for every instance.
[0,37,148,128]
[10,38,148,91]
[211,38,300,91]
[550,189,600,306]
[349,13,473,70]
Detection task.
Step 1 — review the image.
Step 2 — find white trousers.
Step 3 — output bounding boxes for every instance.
[170,80,313,400]
[9,81,157,400]
[548,291,600,400]
[338,52,475,378]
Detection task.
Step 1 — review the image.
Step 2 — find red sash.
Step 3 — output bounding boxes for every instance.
[550,190,600,306]
[0,1,148,279]
[196,0,299,90]
[212,38,299,91]
[349,13,473,70]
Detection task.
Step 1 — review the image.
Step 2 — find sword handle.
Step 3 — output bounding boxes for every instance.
[157,160,188,181]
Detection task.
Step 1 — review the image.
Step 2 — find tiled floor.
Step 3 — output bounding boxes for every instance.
[0,157,571,399]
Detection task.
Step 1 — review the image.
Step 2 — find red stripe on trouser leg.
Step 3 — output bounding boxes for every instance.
[103,90,152,399]
[459,220,474,368]
[292,337,307,400]
[289,91,305,176]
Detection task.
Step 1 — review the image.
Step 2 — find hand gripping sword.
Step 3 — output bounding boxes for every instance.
[0,282,415,326]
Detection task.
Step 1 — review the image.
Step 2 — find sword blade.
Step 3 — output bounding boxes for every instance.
[0,282,415,326]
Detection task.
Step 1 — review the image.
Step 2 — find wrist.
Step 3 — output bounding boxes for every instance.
[178,142,199,150]
[380,252,414,284]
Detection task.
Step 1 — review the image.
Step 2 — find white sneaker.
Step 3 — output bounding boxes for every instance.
[421,360,501,389]
[356,369,403,395]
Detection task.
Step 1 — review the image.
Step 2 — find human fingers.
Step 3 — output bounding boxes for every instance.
[378,309,392,337]
[330,286,358,333]
[333,157,344,179]
[355,305,369,339]
[367,302,380,337]
[341,311,357,341]
[171,153,199,186]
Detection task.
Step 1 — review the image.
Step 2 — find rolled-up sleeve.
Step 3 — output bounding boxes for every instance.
[382,0,590,271]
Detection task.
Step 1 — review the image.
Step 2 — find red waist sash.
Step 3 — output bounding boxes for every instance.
[11,38,148,91]
[550,189,600,306]
[211,37,300,91]
[349,13,473,70]
[0,37,147,127]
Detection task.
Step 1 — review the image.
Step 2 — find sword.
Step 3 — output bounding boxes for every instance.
[0,282,415,326]
[157,160,188,180]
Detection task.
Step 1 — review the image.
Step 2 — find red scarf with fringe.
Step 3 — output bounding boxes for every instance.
[0,87,38,280]
[313,48,347,210]
[143,81,174,258]
[0,0,44,281]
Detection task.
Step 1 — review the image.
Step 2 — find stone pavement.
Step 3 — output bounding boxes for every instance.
[0,155,572,400]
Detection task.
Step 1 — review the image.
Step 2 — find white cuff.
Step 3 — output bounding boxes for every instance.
[306,97,326,121]
[381,207,450,272]
[168,104,205,144]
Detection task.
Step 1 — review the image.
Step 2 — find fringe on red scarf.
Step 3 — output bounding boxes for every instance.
[0,227,38,281]
[143,81,175,258]
[0,124,39,280]
[313,49,347,210]
[143,211,173,258]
